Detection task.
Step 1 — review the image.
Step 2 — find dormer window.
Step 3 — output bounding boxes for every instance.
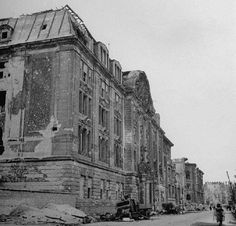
[0,24,13,42]
[96,42,109,69]
[1,31,8,39]
[111,60,122,83]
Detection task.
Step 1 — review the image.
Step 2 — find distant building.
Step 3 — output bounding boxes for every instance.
[173,157,188,206]
[173,159,204,207]
[204,182,230,206]
[185,163,204,205]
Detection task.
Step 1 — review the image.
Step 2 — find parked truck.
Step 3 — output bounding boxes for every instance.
[115,198,151,220]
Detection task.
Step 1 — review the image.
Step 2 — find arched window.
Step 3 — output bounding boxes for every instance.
[186,194,191,200]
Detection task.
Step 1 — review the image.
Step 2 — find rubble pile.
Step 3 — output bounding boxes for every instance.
[0,203,89,225]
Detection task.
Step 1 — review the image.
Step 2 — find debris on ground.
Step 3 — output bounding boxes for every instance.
[0,203,89,225]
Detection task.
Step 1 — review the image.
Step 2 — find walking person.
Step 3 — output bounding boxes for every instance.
[214,203,225,226]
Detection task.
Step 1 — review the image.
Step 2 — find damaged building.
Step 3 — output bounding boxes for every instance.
[0,5,174,214]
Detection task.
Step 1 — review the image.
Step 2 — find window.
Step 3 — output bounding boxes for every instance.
[82,63,88,82]
[87,177,92,198]
[99,136,109,163]
[41,24,47,30]
[0,91,5,155]
[114,116,121,137]
[186,171,190,180]
[100,46,107,67]
[80,61,92,85]
[106,180,111,199]
[88,98,92,118]
[0,127,4,155]
[0,91,6,113]
[120,183,124,199]
[79,90,92,118]
[149,183,153,203]
[80,176,85,198]
[1,32,7,39]
[114,143,122,168]
[101,80,105,97]
[115,183,119,200]
[100,79,109,97]
[186,194,191,200]
[83,94,87,115]
[0,25,13,42]
[115,64,121,82]
[79,91,83,113]
[100,179,105,199]
[78,125,91,157]
[0,61,7,79]
[99,105,108,129]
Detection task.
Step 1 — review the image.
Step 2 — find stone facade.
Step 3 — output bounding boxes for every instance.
[0,5,175,214]
[185,163,204,205]
[173,158,204,207]
[173,158,188,206]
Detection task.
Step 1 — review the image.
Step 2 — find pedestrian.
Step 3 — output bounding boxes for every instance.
[213,203,224,226]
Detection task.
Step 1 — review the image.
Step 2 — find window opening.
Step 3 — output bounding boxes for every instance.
[0,91,6,155]
[41,24,47,30]
[0,61,6,79]
[1,31,8,39]
[0,91,6,113]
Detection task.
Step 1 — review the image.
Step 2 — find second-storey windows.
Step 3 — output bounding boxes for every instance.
[114,116,121,137]
[99,105,109,129]
[79,91,92,118]
[100,79,109,98]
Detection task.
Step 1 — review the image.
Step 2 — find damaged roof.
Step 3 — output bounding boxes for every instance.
[0,5,92,46]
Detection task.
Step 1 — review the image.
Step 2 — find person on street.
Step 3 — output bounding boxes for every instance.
[214,203,224,226]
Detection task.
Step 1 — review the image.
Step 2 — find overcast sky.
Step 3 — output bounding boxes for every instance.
[0,0,235,182]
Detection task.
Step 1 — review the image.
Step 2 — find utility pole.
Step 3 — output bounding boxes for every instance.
[226,171,235,205]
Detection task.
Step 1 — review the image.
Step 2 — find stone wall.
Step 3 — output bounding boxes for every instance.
[0,157,127,215]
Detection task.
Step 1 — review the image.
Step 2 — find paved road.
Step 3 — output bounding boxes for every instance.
[88,211,236,226]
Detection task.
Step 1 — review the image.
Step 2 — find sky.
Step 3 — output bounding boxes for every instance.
[0,0,235,182]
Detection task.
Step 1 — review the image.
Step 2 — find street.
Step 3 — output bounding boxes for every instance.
[88,211,236,226]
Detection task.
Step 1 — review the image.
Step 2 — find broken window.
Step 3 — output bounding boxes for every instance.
[0,127,4,155]
[0,25,13,42]
[0,91,6,113]
[87,177,92,199]
[0,61,7,79]
[41,24,47,30]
